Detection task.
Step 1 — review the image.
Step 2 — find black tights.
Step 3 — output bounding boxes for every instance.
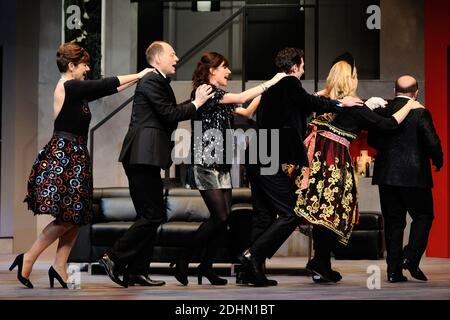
[191,189,232,266]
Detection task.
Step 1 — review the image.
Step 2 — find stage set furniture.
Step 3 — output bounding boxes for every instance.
[69,179,384,273]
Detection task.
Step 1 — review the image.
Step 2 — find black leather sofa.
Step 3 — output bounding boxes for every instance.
[68,187,385,270]
[334,211,385,260]
[68,187,254,266]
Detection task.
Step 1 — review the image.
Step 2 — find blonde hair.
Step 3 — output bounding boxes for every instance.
[324,61,358,100]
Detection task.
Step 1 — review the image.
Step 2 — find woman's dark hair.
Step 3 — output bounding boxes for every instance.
[275,47,304,73]
[56,43,90,73]
[192,52,229,90]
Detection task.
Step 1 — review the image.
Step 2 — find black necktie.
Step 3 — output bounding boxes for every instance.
[166,77,172,84]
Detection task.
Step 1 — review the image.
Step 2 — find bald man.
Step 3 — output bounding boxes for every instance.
[368,75,443,283]
[99,41,212,287]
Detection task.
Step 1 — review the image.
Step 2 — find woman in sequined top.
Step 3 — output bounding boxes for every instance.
[10,43,153,289]
[173,52,286,286]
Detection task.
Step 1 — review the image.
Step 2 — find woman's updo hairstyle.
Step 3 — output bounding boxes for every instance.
[56,42,90,73]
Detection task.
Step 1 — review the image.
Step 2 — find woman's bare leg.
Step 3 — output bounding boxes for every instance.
[22,221,74,279]
[53,225,79,281]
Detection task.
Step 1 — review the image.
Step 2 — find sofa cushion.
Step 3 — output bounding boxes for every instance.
[354,211,383,230]
[156,221,203,246]
[166,193,210,222]
[93,187,130,201]
[91,221,133,246]
[334,230,384,260]
[231,188,252,205]
[100,197,137,221]
[231,203,253,212]
[166,188,202,197]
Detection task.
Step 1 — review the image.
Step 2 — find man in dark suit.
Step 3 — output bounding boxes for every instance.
[369,75,443,283]
[239,48,363,286]
[99,41,212,287]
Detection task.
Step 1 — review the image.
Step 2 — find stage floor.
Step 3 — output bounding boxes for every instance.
[1,255,449,300]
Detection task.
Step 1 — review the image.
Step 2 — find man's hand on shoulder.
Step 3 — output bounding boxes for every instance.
[410,100,425,109]
[365,97,388,110]
[192,84,214,109]
[137,68,156,80]
[338,96,364,107]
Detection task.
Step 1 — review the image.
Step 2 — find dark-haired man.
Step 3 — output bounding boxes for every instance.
[369,75,443,282]
[99,41,213,287]
[238,48,363,286]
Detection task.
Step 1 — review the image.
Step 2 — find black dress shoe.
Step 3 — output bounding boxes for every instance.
[128,274,166,286]
[403,258,428,281]
[306,259,334,283]
[99,254,128,288]
[237,254,267,287]
[236,259,274,286]
[387,272,408,283]
[312,270,342,283]
[236,270,278,286]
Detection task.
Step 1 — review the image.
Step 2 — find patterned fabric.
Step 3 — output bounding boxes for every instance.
[293,133,359,245]
[299,126,351,190]
[192,165,232,190]
[191,87,236,172]
[24,132,93,225]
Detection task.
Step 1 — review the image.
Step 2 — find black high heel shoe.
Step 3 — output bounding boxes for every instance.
[197,264,227,286]
[48,266,68,289]
[9,253,33,289]
[171,259,189,286]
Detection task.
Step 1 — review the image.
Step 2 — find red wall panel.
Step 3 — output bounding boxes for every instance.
[424,0,450,257]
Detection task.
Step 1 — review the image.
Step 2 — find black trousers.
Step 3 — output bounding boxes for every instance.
[312,226,338,267]
[108,163,164,275]
[378,185,434,272]
[246,165,300,260]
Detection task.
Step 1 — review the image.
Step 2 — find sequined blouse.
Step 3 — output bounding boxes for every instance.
[191,87,236,172]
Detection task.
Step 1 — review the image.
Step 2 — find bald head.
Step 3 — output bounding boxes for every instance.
[145,41,178,75]
[395,75,419,98]
[146,41,169,65]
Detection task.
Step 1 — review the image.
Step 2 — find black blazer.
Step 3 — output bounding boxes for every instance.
[255,76,341,167]
[119,70,196,169]
[368,97,443,188]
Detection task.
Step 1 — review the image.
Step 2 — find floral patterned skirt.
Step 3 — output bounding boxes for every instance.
[24,131,93,225]
[293,133,358,245]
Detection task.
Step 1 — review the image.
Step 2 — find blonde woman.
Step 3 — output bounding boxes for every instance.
[293,53,424,283]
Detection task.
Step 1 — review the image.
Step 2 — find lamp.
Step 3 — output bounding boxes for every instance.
[192,1,220,12]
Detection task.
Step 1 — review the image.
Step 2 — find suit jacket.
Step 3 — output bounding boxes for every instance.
[368,97,443,188]
[119,69,196,169]
[255,76,341,167]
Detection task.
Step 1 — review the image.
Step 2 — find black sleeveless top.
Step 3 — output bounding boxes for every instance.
[54,77,120,138]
